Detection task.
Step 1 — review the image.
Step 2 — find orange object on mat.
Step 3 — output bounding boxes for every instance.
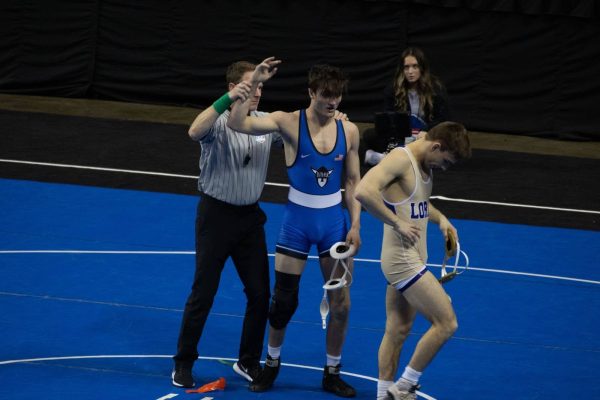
[185,377,226,394]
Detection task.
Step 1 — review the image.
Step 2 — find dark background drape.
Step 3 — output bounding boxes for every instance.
[1,0,599,139]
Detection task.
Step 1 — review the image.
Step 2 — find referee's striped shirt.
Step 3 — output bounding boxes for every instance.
[198,110,281,205]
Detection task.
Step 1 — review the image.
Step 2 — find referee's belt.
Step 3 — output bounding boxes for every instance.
[288,187,342,208]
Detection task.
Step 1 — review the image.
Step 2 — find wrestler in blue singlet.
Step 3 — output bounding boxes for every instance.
[275,109,349,259]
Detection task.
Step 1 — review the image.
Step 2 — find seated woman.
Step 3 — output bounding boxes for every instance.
[364,47,450,165]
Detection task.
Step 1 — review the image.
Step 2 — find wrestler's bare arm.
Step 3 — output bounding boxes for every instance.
[342,121,362,251]
[355,150,420,243]
[429,202,458,243]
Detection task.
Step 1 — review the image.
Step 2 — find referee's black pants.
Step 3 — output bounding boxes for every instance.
[174,194,270,368]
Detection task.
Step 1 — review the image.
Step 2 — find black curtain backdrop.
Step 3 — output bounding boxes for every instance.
[1,0,599,139]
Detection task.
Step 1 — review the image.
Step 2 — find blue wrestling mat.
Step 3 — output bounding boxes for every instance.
[1,178,599,399]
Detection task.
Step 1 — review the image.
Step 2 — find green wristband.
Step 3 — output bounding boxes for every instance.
[212,93,233,114]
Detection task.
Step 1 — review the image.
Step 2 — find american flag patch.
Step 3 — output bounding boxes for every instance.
[334,154,344,161]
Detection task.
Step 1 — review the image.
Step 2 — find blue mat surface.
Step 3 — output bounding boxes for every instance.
[1,178,599,399]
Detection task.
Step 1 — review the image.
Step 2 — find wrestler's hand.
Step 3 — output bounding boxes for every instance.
[251,56,281,83]
[345,226,361,256]
[230,81,252,102]
[393,219,420,245]
[333,110,349,121]
[439,216,458,245]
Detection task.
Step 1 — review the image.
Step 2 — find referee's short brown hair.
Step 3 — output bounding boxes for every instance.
[226,61,256,86]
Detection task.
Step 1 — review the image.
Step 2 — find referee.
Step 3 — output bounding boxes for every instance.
[172,61,280,388]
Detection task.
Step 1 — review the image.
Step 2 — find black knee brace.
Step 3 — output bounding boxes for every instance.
[268,271,301,330]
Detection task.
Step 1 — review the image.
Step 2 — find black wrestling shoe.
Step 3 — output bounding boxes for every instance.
[249,355,280,392]
[171,362,195,388]
[322,364,356,397]
[233,361,262,382]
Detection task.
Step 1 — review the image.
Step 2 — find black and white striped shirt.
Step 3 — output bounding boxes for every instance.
[198,110,280,205]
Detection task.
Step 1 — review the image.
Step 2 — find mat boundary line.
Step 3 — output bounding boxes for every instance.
[1,159,598,214]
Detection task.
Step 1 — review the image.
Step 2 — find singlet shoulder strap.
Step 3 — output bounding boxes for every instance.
[381,147,418,206]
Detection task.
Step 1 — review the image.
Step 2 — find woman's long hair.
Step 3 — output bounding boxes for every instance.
[393,47,442,123]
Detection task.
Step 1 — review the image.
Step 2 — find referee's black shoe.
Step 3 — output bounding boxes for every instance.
[171,361,195,388]
[322,364,356,397]
[233,361,262,382]
[249,355,280,392]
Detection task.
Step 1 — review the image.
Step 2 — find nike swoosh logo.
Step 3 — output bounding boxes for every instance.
[301,154,310,158]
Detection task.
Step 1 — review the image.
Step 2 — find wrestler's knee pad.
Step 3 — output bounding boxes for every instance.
[268,271,300,330]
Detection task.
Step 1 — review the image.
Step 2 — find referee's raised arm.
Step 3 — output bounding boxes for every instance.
[188,80,252,141]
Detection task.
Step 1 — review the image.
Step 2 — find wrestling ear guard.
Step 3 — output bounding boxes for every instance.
[330,242,354,259]
[439,232,469,284]
[322,276,347,291]
[323,242,355,290]
[320,242,355,329]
